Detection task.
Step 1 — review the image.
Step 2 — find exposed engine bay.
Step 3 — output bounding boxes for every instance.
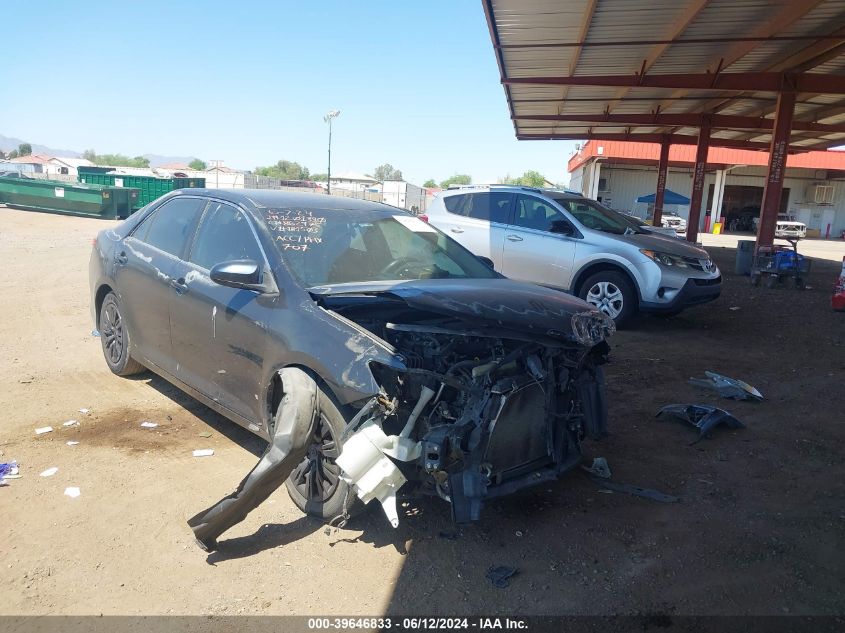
[326,298,612,528]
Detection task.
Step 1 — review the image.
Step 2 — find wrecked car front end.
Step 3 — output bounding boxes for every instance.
[313,281,614,527]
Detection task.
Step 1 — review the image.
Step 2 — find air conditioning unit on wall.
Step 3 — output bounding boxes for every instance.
[808,182,835,204]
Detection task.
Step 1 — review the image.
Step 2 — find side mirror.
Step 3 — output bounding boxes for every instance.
[549,219,575,236]
[210,260,265,291]
[477,256,495,270]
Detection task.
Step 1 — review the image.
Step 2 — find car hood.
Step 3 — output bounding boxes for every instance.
[309,278,613,344]
[605,230,711,258]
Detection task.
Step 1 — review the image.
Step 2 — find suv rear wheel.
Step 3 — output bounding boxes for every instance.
[579,271,637,328]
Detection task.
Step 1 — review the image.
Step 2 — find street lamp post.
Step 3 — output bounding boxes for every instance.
[324,109,340,195]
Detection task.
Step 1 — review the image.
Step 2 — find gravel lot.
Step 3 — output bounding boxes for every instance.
[1,206,843,618]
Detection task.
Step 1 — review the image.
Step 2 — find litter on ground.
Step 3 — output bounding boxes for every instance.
[63,420,78,427]
[64,487,81,498]
[66,441,79,446]
[140,421,159,429]
[35,426,53,435]
[689,371,763,401]
[656,404,745,444]
[40,467,58,477]
[79,408,90,414]
[193,449,214,457]
[0,462,19,479]
[581,456,612,479]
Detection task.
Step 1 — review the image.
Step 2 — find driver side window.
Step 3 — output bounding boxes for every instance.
[189,202,264,270]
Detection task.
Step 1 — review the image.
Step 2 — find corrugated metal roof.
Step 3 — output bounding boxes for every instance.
[486,0,845,150]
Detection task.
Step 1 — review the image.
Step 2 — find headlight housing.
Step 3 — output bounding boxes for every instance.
[640,249,688,267]
[571,310,616,346]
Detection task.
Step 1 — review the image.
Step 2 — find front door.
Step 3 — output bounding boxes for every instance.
[170,200,272,425]
[500,194,578,290]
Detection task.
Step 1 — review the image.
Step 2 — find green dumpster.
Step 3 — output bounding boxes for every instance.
[0,176,139,219]
[77,172,206,210]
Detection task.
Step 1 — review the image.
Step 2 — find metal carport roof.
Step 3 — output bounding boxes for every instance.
[483,0,845,151]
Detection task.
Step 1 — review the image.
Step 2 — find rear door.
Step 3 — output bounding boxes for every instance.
[169,200,272,426]
[500,194,578,290]
[433,192,513,266]
[113,196,205,373]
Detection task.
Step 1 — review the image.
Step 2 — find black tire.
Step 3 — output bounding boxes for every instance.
[578,270,637,328]
[285,386,362,522]
[99,292,146,377]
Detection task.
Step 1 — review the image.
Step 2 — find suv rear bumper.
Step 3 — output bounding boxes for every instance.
[640,275,721,313]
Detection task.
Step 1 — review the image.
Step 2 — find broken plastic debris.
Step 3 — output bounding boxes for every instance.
[63,420,78,427]
[64,487,81,498]
[586,475,679,503]
[580,457,612,479]
[193,449,214,457]
[35,426,53,435]
[91,329,100,337]
[40,467,59,477]
[688,371,763,401]
[78,408,90,414]
[66,441,79,446]
[0,462,19,478]
[140,421,158,429]
[657,404,745,444]
[198,431,212,438]
[486,565,518,588]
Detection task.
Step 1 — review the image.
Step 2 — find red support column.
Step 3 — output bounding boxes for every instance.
[756,91,796,251]
[686,119,710,243]
[652,137,671,228]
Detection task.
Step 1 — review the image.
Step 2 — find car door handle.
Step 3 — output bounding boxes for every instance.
[170,277,188,295]
[506,235,524,242]
[450,227,464,234]
[115,251,128,265]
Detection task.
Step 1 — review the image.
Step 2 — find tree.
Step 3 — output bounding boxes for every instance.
[502,170,547,187]
[255,160,310,180]
[188,159,207,170]
[310,173,328,181]
[80,149,149,167]
[423,179,436,188]
[0,150,5,160]
[373,163,403,181]
[7,150,19,159]
[82,149,97,162]
[440,174,472,188]
[17,143,32,157]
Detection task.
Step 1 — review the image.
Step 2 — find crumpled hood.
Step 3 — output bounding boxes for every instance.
[311,278,607,340]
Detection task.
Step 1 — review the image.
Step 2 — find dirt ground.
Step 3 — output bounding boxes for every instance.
[1,206,843,618]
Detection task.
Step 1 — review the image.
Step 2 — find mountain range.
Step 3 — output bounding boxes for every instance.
[0,134,197,167]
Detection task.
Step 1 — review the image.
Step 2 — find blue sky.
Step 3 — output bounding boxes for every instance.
[0,1,578,185]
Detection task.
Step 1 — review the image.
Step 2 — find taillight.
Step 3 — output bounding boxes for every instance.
[419,214,429,223]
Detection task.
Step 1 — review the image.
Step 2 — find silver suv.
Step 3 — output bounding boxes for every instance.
[425,185,721,326]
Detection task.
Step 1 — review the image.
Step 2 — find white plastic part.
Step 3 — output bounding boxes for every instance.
[400,386,435,438]
[336,421,414,528]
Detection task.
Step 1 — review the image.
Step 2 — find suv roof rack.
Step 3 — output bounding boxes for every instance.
[445,183,545,193]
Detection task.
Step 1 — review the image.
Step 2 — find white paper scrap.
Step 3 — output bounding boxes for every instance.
[63,420,78,427]
[35,426,54,435]
[40,467,58,477]
[192,449,214,457]
[64,487,81,498]
[140,421,158,428]
[66,441,79,446]
[79,408,90,414]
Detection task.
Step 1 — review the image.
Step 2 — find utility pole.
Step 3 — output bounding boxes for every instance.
[324,110,340,195]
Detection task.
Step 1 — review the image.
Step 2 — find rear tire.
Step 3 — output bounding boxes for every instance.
[578,271,637,328]
[285,386,363,522]
[99,292,146,377]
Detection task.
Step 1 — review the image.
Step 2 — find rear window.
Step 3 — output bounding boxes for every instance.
[443,192,512,223]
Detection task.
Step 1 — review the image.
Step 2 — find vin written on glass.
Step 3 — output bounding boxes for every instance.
[266,208,326,251]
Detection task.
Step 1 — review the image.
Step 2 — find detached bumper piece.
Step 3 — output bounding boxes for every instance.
[656,404,744,444]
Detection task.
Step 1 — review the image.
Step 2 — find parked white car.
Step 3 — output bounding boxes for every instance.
[775,214,807,239]
[425,185,721,326]
[660,211,687,234]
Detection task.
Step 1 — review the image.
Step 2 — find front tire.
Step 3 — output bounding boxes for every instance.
[285,386,361,522]
[99,292,146,376]
[579,271,637,328]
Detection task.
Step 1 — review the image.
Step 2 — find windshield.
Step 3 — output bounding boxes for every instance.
[551,196,639,235]
[261,207,497,287]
